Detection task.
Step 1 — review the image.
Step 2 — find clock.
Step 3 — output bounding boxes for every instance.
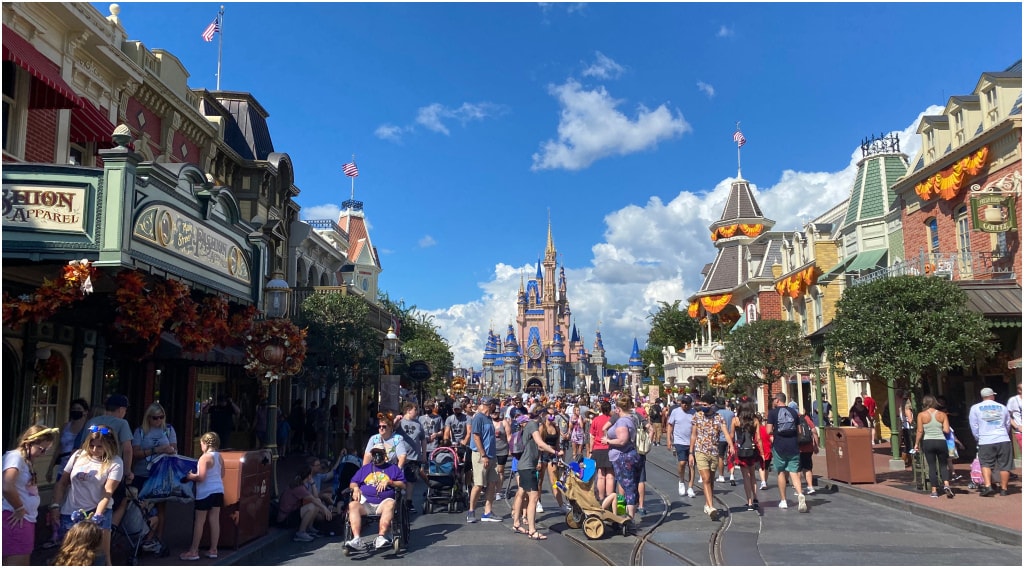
[527,343,543,360]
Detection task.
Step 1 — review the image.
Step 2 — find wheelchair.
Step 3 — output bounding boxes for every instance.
[340,487,411,556]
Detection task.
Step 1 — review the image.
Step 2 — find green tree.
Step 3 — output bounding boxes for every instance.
[825,276,994,457]
[297,292,379,388]
[378,293,454,397]
[721,319,811,394]
[643,300,702,375]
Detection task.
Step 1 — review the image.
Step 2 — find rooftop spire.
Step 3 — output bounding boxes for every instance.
[546,212,555,256]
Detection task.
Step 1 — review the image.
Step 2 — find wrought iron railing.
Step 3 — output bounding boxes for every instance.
[851,251,1017,286]
[305,219,349,241]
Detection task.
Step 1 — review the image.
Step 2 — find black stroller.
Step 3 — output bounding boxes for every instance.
[422,446,468,514]
[110,486,168,565]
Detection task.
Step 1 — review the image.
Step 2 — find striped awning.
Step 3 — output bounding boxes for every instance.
[70,98,114,145]
[2,25,79,109]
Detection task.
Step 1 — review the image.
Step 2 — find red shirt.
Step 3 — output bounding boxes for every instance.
[863,396,877,418]
[590,414,611,450]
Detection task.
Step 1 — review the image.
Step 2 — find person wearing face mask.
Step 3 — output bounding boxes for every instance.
[344,446,406,552]
[688,393,735,521]
[47,399,90,484]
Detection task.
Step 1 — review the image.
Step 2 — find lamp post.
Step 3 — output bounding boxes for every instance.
[379,326,401,414]
[262,273,291,496]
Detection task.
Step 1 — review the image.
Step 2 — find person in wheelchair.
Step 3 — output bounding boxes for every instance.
[344,445,406,552]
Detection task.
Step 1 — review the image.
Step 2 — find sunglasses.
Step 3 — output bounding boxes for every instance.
[378,424,389,430]
[88,425,112,436]
[149,415,165,420]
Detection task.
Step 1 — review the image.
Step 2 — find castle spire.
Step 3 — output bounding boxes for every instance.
[545,212,556,258]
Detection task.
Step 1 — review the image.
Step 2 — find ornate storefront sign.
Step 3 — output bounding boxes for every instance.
[2,185,87,233]
[132,205,251,283]
[970,194,1018,233]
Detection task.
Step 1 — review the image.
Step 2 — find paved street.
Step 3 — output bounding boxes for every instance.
[254,446,1022,566]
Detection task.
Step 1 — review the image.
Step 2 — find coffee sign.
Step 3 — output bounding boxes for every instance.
[133,205,251,283]
[2,185,87,233]
[970,194,1018,233]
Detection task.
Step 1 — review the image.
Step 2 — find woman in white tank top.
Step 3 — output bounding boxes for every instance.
[180,432,225,561]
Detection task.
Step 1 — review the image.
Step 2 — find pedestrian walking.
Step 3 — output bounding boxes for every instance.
[913,395,954,499]
[766,393,807,512]
[730,399,763,510]
[688,393,733,521]
[666,394,696,498]
[969,388,1014,496]
[3,425,58,565]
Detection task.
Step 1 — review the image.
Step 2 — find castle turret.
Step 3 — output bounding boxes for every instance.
[628,338,644,397]
[548,325,566,392]
[503,324,522,393]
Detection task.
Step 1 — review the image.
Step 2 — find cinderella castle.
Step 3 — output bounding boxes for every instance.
[480,221,608,394]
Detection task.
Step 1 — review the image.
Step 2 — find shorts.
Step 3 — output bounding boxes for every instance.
[772,449,800,473]
[471,451,500,487]
[673,444,691,462]
[195,493,224,511]
[2,511,34,556]
[590,449,612,469]
[693,452,719,473]
[518,469,540,492]
[717,441,729,458]
[797,452,814,473]
[638,454,647,483]
[977,441,1014,472]
[364,498,394,516]
[495,454,509,466]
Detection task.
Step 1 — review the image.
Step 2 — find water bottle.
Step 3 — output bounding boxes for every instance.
[616,494,626,516]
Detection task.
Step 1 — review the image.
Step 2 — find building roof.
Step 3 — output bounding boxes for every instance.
[717,179,768,224]
[957,281,1022,318]
[203,91,275,160]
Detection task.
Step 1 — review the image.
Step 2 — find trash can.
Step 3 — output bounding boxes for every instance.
[824,427,875,483]
[202,449,273,549]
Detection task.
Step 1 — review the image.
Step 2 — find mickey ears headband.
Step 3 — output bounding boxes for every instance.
[25,427,60,442]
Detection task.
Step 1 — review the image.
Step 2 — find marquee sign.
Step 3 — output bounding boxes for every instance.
[132,205,251,283]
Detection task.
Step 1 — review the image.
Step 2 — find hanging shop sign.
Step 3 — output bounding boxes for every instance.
[2,185,87,233]
[132,204,251,283]
[970,194,1018,233]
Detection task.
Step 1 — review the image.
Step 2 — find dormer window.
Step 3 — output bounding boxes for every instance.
[953,110,965,146]
[984,87,999,124]
[925,128,936,160]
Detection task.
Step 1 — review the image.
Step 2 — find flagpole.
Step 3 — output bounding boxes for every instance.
[736,121,742,178]
[216,6,224,90]
[350,154,356,201]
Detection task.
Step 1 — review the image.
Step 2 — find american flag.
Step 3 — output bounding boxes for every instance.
[733,130,747,148]
[202,15,221,42]
[342,162,359,177]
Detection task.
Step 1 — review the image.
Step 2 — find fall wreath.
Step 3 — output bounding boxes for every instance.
[2,259,96,327]
[244,318,307,379]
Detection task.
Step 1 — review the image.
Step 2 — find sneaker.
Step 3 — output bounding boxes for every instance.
[759,481,767,490]
[636,507,647,515]
[778,500,788,509]
[373,535,390,550]
[686,487,696,498]
[406,502,417,514]
[466,511,477,523]
[746,503,754,511]
[716,476,726,483]
[697,476,703,484]
[495,491,505,500]
[344,536,364,552]
[704,505,719,521]
[944,486,955,499]
[307,527,322,537]
[480,512,502,522]
[293,531,314,542]
[562,503,573,513]
[678,482,686,496]
[979,486,994,497]
[141,540,161,553]
[752,499,759,509]
[730,479,736,486]
[929,492,939,498]
[805,487,816,495]
[999,489,1008,496]
[797,494,808,513]
[535,502,544,513]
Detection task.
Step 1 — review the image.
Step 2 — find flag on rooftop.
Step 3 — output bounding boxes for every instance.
[733,130,746,148]
[342,162,359,177]
[202,15,221,42]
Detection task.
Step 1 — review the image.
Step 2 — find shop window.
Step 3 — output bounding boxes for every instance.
[30,351,66,427]
[2,61,26,157]
[69,143,95,166]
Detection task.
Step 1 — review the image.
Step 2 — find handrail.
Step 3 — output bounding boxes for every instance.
[851,250,1016,286]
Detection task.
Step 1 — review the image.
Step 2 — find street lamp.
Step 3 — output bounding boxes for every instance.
[261,273,291,496]
[379,326,401,413]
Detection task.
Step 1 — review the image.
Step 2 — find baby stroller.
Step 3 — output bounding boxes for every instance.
[110,486,166,565]
[557,458,630,540]
[423,446,468,514]
[967,457,984,490]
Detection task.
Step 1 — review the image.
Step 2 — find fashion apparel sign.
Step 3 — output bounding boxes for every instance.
[2,184,87,233]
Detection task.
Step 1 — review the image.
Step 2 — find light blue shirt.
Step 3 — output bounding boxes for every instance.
[969,400,1010,445]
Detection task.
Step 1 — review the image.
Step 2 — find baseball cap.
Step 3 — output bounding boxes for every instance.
[980,387,996,397]
[452,402,463,410]
[487,398,500,406]
[105,394,129,408]
[700,393,716,405]
[680,395,693,404]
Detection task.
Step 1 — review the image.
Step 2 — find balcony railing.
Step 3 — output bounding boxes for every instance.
[851,251,1017,286]
[306,219,349,241]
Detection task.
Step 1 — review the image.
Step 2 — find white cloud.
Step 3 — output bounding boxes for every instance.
[432,110,932,368]
[375,124,405,142]
[300,204,340,221]
[418,235,437,248]
[415,102,505,136]
[717,25,734,37]
[531,79,691,171]
[582,52,625,80]
[696,81,715,98]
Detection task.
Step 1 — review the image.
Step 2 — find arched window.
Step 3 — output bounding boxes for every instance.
[955,205,973,277]
[925,217,940,254]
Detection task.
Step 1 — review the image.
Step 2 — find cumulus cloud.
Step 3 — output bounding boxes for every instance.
[300,204,340,221]
[431,110,932,366]
[531,79,691,171]
[696,81,715,98]
[375,124,405,142]
[717,25,734,37]
[582,52,625,80]
[418,235,437,248]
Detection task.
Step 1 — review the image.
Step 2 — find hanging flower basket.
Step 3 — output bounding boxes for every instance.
[244,319,307,379]
[3,259,96,327]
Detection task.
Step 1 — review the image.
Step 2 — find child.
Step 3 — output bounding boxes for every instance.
[179,432,225,561]
[53,520,103,566]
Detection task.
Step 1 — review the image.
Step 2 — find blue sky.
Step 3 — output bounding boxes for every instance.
[96,2,1022,368]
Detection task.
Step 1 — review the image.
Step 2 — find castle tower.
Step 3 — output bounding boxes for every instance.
[503,324,522,393]
[548,325,566,392]
[592,331,607,393]
[628,338,644,397]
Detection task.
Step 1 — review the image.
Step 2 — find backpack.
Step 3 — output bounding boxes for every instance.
[775,407,798,437]
[632,415,652,455]
[649,404,662,422]
[736,427,757,458]
[509,415,528,457]
[797,415,814,444]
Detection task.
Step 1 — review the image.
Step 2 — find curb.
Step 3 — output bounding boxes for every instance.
[819,476,1022,546]
[213,527,294,566]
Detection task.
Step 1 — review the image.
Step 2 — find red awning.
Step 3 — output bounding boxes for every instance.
[2,25,80,109]
[71,98,114,145]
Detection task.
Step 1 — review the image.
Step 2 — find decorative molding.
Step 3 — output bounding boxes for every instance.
[65,28,91,57]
